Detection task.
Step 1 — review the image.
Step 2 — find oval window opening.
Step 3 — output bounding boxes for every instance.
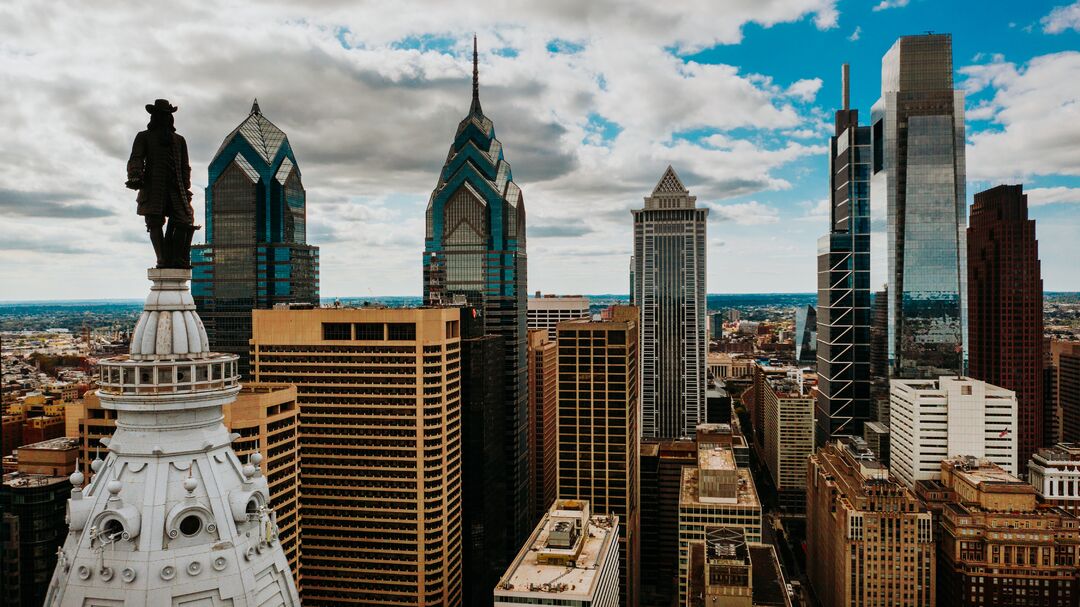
[179,515,202,537]
[103,519,125,539]
[246,499,259,516]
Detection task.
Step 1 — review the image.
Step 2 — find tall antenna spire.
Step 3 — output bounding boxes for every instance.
[251,98,261,115]
[470,34,483,115]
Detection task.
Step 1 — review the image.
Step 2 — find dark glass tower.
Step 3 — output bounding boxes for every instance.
[816,64,872,446]
[422,37,528,598]
[871,34,967,379]
[192,101,319,378]
[968,184,1043,469]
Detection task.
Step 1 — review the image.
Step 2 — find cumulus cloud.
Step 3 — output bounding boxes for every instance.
[961,52,1080,180]
[1027,186,1080,206]
[707,200,780,225]
[1042,2,1080,34]
[0,0,842,297]
[872,0,910,11]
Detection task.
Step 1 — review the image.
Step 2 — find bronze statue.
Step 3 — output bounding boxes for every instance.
[126,99,198,269]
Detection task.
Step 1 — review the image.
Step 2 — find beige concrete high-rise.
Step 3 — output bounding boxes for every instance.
[807,437,935,607]
[761,368,815,510]
[556,306,640,606]
[251,307,463,606]
[527,329,558,523]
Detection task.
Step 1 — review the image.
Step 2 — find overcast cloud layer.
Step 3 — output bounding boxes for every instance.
[1,0,1078,299]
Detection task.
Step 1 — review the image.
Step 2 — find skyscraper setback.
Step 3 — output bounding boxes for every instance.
[871,34,967,379]
[816,63,872,446]
[192,101,320,379]
[422,37,530,572]
[633,166,708,439]
[967,184,1043,470]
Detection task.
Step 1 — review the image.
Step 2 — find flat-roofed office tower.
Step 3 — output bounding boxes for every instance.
[251,307,463,606]
[556,307,640,606]
[527,293,590,340]
[967,185,1043,471]
[192,100,320,379]
[422,37,529,559]
[871,34,967,379]
[816,63,872,447]
[632,166,708,438]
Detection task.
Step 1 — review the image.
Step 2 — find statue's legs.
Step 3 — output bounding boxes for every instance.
[163,219,195,269]
[145,215,166,268]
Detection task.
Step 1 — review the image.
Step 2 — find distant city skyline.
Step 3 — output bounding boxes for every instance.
[2,1,1080,300]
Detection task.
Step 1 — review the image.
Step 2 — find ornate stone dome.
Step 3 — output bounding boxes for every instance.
[45,269,299,607]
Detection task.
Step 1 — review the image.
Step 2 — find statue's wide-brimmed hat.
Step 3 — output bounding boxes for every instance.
[145,99,178,114]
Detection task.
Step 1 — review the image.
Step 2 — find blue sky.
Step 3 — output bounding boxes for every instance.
[1,0,1079,299]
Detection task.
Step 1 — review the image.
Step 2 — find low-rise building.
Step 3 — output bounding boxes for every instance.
[935,456,1080,606]
[527,292,590,340]
[494,499,619,607]
[685,527,793,607]
[890,376,1017,489]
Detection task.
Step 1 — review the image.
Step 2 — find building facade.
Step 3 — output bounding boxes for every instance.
[0,438,77,607]
[816,63,872,446]
[967,184,1043,470]
[1029,443,1080,517]
[527,329,558,523]
[794,304,817,367]
[422,40,529,563]
[935,457,1080,607]
[251,307,463,605]
[527,293,589,340]
[494,500,619,607]
[633,166,708,439]
[640,438,697,606]
[556,308,640,606]
[871,34,967,379]
[889,377,1017,489]
[807,437,935,607]
[192,100,320,378]
[762,370,815,510]
[1058,343,1080,443]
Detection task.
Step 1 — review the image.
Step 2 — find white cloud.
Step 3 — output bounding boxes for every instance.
[707,200,781,225]
[1027,186,1080,206]
[961,52,1080,180]
[872,0,910,12]
[848,26,862,41]
[785,78,823,102]
[1042,2,1080,34]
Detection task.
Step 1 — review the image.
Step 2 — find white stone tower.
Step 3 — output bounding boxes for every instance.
[45,269,300,606]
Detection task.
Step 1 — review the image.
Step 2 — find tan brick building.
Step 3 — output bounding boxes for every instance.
[806,437,935,607]
[251,307,462,606]
[527,328,557,522]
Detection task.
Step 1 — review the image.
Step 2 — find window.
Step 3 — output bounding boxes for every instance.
[388,323,416,341]
[354,323,384,340]
[322,323,351,340]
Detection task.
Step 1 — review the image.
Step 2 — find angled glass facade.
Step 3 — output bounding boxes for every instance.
[422,40,528,605]
[871,34,966,379]
[816,65,872,446]
[192,101,320,378]
[633,166,708,439]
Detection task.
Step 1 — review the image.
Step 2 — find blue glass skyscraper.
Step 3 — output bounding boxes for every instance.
[192,100,319,378]
[871,34,966,379]
[423,38,528,604]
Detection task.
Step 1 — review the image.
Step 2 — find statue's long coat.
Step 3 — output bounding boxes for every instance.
[126,129,193,221]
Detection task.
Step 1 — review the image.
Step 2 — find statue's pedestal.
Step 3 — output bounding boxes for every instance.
[131,268,207,360]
